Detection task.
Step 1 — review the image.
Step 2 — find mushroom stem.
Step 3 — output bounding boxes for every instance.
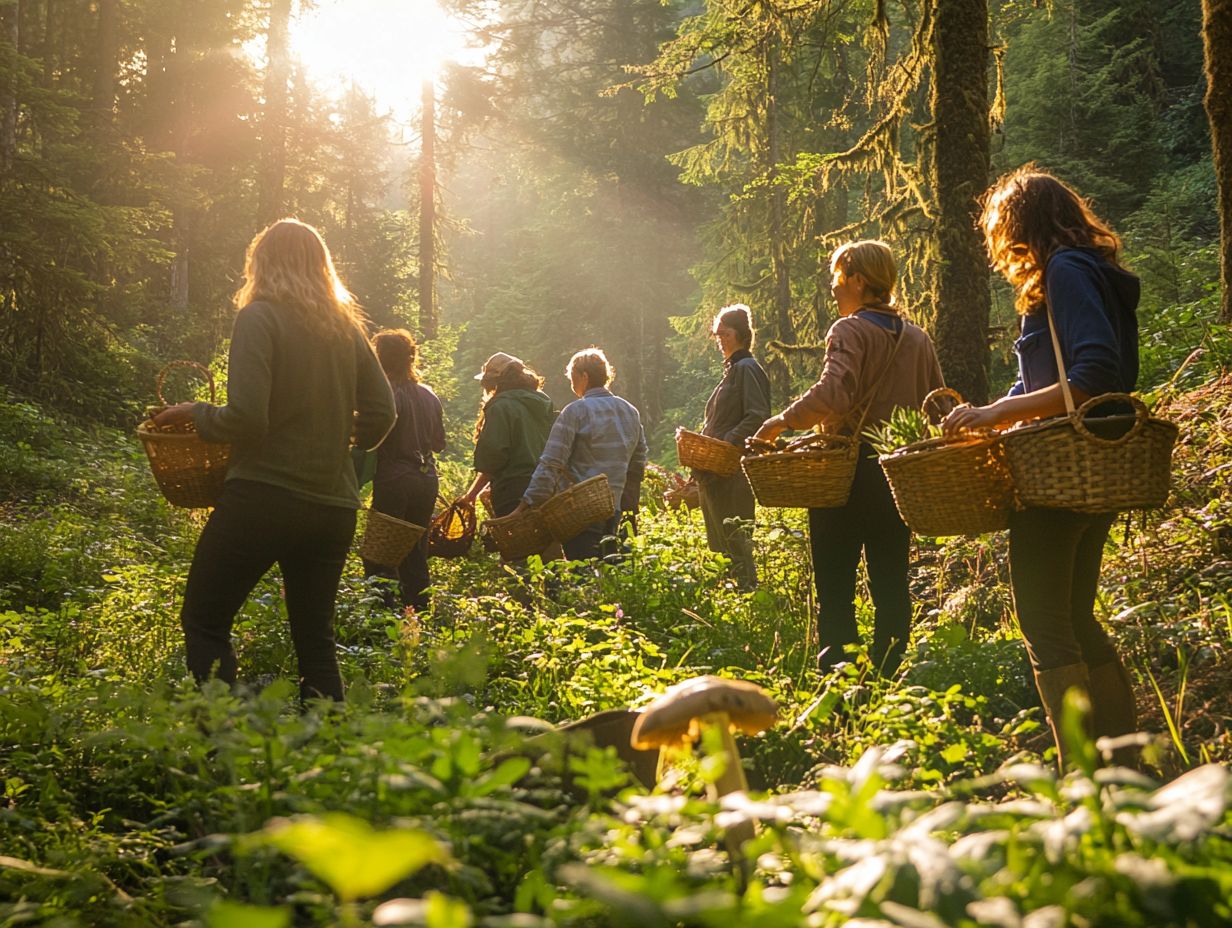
[702,712,755,856]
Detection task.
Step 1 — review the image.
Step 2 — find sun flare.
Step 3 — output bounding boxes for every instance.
[289,0,468,114]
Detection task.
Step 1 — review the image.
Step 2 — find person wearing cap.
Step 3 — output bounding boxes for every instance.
[364,329,446,612]
[696,304,771,590]
[515,347,648,561]
[460,352,556,519]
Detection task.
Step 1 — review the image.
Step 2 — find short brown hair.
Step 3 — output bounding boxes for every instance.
[712,304,754,350]
[830,240,897,305]
[566,347,612,388]
[980,164,1123,314]
[373,329,419,382]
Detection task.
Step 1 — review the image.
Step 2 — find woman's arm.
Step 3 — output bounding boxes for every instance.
[943,381,1089,434]
[189,307,276,444]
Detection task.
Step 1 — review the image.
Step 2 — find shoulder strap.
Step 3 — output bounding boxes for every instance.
[841,322,906,436]
[1043,294,1077,417]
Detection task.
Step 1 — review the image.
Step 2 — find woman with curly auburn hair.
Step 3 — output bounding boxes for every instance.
[944,165,1141,768]
[153,218,396,702]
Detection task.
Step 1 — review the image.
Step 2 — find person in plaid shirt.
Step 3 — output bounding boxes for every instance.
[516,347,647,561]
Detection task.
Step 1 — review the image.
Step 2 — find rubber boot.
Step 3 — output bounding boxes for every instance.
[1088,656,1140,768]
[1033,662,1091,771]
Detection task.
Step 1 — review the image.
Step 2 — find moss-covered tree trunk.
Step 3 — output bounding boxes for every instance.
[929,0,991,404]
[1201,0,1232,322]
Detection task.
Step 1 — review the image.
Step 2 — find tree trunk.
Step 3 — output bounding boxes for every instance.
[1201,0,1232,322]
[766,32,792,351]
[1,0,17,173]
[91,0,117,122]
[929,0,991,404]
[258,0,291,226]
[418,78,437,340]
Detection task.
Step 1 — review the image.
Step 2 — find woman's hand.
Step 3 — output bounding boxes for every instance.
[510,500,528,517]
[942,403,1001,436]
[750,415,787,446]
[152,403,196,428]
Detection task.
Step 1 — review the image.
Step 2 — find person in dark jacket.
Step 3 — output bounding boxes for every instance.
[153,219,396,701]
[364,329,446,612]
[944,165,1141,768]
[695,304,770,589]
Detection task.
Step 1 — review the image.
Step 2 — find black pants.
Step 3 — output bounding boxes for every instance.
[364,470,438,610]
[1009,507,1119,672]
[808,445,911,675]
[181,479,356,701]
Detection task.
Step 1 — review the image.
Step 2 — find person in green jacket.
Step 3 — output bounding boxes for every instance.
[153,219,396,702]
[461,352,555,523]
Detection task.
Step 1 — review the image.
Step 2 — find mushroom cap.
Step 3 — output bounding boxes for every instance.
[630,675,778,750]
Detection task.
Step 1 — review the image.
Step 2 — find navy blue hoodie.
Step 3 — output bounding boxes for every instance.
[1008,248,1140,399]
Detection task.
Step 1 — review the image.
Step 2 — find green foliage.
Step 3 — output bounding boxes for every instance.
[865,406,942,456]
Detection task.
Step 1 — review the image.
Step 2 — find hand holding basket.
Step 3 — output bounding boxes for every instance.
[136,361,232,509]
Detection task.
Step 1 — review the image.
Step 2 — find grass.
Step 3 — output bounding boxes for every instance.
[1,376,1231,926]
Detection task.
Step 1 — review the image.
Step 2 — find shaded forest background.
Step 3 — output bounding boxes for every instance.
[0,0,1224,455]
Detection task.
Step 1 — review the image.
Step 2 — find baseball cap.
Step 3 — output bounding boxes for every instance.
[475,351,522,380]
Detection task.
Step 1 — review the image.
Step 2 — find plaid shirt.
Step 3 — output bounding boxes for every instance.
[523,387,648,508]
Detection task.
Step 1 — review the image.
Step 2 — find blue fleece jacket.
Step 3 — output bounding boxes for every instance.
[1008,248,1140,399]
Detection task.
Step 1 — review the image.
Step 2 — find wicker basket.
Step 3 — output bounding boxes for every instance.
[881,433,1015,535]
[741,433,859,509]
[482,508,554,560]
[675,428,742,477]
[136,361,232,509]
[877,388,1016,536]
[539,474,615,542]
[361,509,427,567]
[428,497,477,559]
[1002,393,1177,513]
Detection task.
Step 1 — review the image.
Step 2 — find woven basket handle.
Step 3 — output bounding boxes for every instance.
[157,360,216,406]
[921,387,963,422]
[1071,392,1149,446]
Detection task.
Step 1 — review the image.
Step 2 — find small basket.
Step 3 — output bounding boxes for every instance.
[1002,393,1177,513]
[675,427,742,477]
[427,497,477,559]
[136,361,232,509]
[879,388,1016,536]
[482,508,554,560]
[663,474,700,511]
[741,433,859,509]
[360,509,427,567]
[539,474,616,543]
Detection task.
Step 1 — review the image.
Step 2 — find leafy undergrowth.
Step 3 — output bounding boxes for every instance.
[1,381,1230,926]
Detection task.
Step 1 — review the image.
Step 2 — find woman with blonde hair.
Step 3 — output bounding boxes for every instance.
[753,240,944,676]
[364,329,446,611]
[153,218,395,701]
[943,166,1141,767]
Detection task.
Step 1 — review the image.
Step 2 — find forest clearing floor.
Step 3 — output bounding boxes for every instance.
[1,376,1231,926]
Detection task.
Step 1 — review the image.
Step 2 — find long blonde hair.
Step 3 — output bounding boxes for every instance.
[233,219,366,337]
